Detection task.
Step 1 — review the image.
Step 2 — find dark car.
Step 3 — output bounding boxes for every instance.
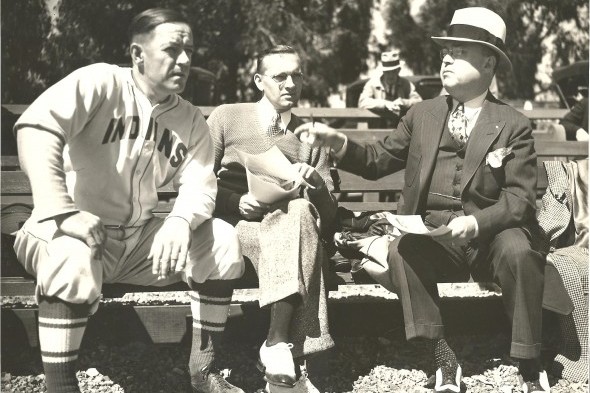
[345,74,442,108]
[181,66,217,106]
[551,60,589,109]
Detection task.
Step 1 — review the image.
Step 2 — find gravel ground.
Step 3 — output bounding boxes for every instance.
[2,332,587,393]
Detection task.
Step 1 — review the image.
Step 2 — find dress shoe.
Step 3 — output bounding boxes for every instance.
[191,366,244,393]
[257,340,297,387]
[265,371,320,393]
[521,370,551,393]
[434,364,462,392]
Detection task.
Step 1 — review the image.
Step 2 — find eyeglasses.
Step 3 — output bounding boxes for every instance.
[263,72,304,85]
[439,47,465,60]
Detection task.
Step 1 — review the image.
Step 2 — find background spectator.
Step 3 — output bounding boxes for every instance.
[358,50,422,127]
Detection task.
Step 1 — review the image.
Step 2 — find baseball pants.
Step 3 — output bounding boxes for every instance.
[14,216,245,313]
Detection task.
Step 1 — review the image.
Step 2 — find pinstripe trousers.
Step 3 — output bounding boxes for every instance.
[385,224,545,359]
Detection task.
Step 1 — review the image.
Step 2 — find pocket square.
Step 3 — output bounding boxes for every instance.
[486,147,512,168]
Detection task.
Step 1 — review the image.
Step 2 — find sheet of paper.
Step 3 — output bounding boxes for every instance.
[236,147,304,204]
[384,214,429,234]
[425,225,452,240]
[245,168,301,204]
[381,212,452,238]
[237,146,300,182]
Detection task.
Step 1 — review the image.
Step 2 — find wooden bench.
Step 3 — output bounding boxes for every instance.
[1,130,586,347]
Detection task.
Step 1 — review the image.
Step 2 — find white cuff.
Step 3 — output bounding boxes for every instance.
[332,135,348,161]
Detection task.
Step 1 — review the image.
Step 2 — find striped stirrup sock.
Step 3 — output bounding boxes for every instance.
[188,280,233,378]
[38,296,89,393]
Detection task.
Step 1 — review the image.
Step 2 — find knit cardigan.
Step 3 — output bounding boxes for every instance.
[207,103,337,234]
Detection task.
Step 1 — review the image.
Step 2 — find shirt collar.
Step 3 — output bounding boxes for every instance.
[452,90,487,111]
[258,96,292,132]
[450,90,487,123]
[464,90,487,110]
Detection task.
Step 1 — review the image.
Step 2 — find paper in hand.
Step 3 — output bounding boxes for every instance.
[236,146,305,204]
[382,213,452,239]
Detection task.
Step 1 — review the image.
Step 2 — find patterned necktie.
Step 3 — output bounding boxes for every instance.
[448,103,468,147]
[267,112,283,137]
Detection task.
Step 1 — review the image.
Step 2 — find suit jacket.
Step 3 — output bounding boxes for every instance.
[339,94,538,240]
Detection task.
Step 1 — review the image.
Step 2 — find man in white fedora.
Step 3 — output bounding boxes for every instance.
[358,50,422,127]
[296,7,550,393]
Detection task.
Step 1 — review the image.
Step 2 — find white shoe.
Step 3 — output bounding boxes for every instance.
[258,340,296,387]
[265,371,320,393]
[521,370,551,393]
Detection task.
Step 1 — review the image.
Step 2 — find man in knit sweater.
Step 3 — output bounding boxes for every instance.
[207,45,336,393]
[13,8,244,393]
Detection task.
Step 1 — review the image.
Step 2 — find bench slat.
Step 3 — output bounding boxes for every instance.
[0,163,567,196]
[3,104,567,120]
[338,201,397,211]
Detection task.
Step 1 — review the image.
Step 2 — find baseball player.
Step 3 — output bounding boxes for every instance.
[13,8,244,393]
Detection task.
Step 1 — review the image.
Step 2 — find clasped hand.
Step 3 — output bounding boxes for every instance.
[385,98,402,114]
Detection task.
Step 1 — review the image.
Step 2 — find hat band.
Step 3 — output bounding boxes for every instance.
[448,24,506,53]
[382,60,400,68]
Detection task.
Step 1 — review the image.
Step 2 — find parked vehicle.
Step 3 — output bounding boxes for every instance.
[551,60,588,109]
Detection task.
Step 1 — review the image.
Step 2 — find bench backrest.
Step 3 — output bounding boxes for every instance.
[2,136,587,219]
[335,131,588,195]
[1,104,569,121]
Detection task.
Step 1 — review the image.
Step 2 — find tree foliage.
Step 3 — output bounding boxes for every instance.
[383,0,589,99]
[1,0,373,105]
[1,0,52,103]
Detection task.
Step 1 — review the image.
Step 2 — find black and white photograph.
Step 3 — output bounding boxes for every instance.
[1,1,588,392]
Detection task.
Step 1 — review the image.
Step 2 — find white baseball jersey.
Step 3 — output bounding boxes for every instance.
[15,63,216,230]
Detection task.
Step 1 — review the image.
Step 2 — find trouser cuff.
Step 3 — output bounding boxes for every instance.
[405,322,445,340]
[510,342,542,359]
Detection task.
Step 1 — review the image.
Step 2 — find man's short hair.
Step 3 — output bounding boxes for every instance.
[128,8,189,43]
[255,45,299,74]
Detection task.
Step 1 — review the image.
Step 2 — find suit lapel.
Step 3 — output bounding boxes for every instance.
[461,97,505,193]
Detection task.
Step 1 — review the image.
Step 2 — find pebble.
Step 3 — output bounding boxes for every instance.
[86,368,100,377]
[1,333,587,392]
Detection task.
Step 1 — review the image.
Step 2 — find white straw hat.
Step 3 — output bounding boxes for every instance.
[431,7,512,70]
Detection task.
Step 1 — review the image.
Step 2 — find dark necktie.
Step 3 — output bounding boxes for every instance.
[448,103,467,147]
[267,112,283,137]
